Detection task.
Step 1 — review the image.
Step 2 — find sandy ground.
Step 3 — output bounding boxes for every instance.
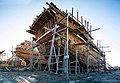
[0,70,120,83]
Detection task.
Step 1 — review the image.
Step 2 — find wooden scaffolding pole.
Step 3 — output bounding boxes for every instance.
[48,24,58,73]
[30,39,34,71]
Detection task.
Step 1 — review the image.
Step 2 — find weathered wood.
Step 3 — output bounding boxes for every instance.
[25,2,104,73]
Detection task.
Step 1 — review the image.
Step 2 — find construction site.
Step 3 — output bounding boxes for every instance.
[0,2,120,83]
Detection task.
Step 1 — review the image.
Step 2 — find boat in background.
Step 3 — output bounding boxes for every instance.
[15,40,47,65]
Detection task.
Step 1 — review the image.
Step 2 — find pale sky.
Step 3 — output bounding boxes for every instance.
[0,0,120,67]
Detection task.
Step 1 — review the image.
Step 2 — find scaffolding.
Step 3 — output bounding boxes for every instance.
[26,2,111,79]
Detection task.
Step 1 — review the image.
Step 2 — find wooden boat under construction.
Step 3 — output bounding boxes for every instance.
[25,2,104,72]
[15,40,47,65]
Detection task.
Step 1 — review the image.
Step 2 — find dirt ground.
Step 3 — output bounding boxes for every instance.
[0,70,120,83]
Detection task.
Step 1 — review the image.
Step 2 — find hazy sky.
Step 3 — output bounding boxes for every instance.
[0,0,120,67]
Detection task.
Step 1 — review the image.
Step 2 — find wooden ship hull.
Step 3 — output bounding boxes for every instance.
[26,2,104,72]
[7,58,26,67]
[16,52,47,64]
[15,40,47,65]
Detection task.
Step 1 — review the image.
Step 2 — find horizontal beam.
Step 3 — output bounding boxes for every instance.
[73,43,85,46]
[43,26,66,39]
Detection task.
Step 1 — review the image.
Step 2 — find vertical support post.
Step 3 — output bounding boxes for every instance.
[77,12,79,21]
[72,8,73,18]
[101,45,110,73]
[12,46,15,67]
[69,59,71,74]
[86,25,90,75]
[4,53,5,63]
[1,54,2,63]
[81,16,83,25]
[87,42,90,75]
[84,20,86,27]
[48,24,57,73]
[78,56,81,74]
[30,40,34,71]
[53,46,57,73]
[97,40,100,73]
[63,44,66,74]
[66,12,69,78]
[12,46,14,57]
[75,48,78,75]
[56,47,60,74]
[87,21,89,31]
[90,25,92,35]
[63,11,69,78]
[6,54,8,64]
[78,64,80,74]
[38,52,41,71]
[103,52,107,73]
